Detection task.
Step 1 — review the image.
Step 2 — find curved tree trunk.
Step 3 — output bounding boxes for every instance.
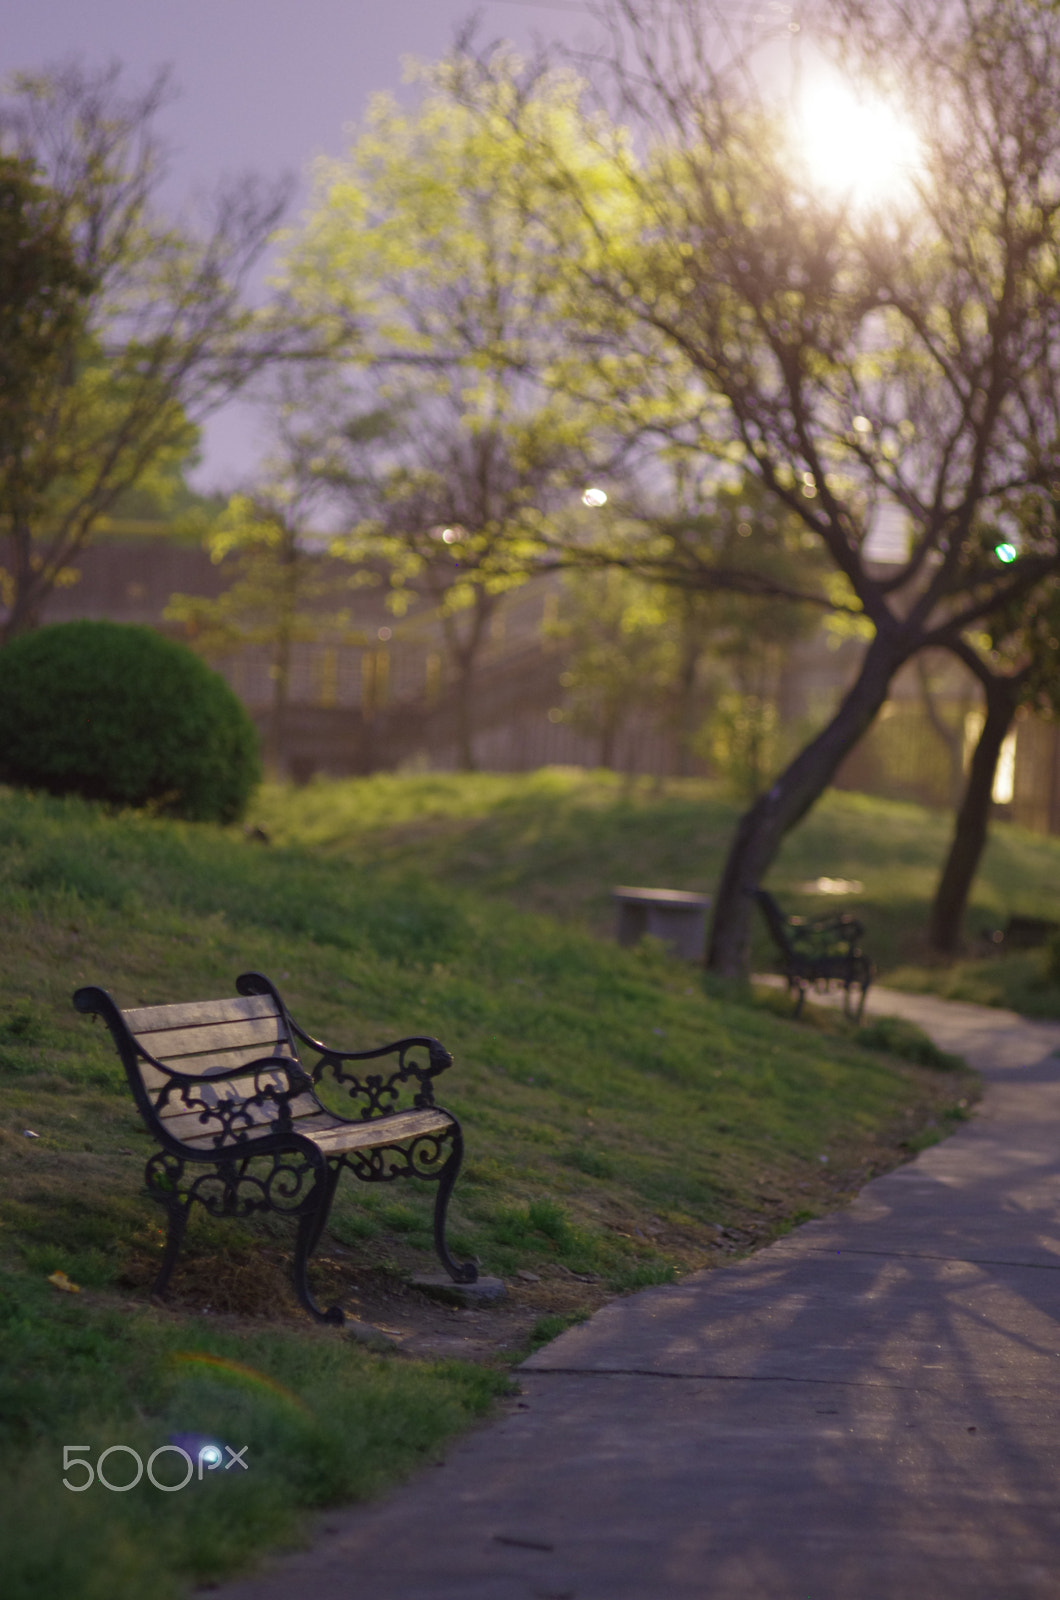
[915,654,966,808]
[706,629,910,976]
[928,676,1021,953]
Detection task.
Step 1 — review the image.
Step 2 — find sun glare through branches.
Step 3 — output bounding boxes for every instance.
[794,75,922,207]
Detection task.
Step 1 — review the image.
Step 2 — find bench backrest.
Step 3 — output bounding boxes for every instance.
[753,888,795,956]
[121,991,312,1151]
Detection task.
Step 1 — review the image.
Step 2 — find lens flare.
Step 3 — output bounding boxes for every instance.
[171,1351,310,1413]
[796,78,921,207]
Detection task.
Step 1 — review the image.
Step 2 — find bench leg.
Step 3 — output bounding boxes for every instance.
[433,1130,478,1284]
[840,971,871,1024]
[152,1195,191,1299]
[292,1163,344,1326]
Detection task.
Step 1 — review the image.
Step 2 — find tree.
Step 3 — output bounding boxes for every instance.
[0,152,93,519]
[549,567,678,767]
[661,478,828,798]
[328,413,579,771]
[551,475,827,786]
[454,1,1060,973]
[0,63,291,642]
[912,652,973,812]
[929,576,1060,952]
[283,61,614,768]
[165,399,364,774]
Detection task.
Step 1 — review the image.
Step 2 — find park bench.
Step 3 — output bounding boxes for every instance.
[73,971,477,1324]
[754,887,874,1021]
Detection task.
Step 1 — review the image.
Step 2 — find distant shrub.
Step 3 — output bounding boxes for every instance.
[0,620,260,822]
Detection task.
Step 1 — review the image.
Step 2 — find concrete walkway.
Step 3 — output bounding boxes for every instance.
[215,989,1060,1600]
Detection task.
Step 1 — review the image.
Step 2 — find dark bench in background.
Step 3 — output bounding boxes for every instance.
[754,887,873,1021]
[74,971,477,1324]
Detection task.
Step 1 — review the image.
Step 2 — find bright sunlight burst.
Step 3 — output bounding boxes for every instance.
[795,77,921,207]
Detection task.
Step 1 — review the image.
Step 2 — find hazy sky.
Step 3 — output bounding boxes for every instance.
[2,0,604,488]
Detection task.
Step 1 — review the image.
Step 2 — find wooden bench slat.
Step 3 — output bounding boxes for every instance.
[136,1048,298,1095]
[135,1015,292,1062]
[306,1106,453,1153]
[172,1104,454,1153]
[122,994,280,1033]
[155,1044,295,1076]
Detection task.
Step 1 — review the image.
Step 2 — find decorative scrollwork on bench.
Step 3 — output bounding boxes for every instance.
[340,1129,456,1184]
[309,1042,449,1117]
[146,1148,321,1219]
[152,1059,313,1149]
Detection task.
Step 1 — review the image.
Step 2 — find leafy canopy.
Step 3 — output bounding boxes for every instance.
[0,63,290,641]
[282,56,624,602]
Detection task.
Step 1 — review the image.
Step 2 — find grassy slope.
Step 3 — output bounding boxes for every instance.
[250,768,1060,1013]
[0,780,979,1597]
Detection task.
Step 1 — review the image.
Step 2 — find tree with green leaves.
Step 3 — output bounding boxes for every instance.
[550,567,678,768]
[0,152,93,555]
[552,475,827,785]
[0,63,291,643]
[282,60,614,769]
[165,400,365,774]
[660,478,829,798]
[454,0,1060,972]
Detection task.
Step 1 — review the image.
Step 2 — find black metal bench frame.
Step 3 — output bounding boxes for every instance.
[754,888,873,1021]
[73,971,477,1325]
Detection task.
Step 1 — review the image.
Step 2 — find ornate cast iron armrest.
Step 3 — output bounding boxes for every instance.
[300,1034,451,1118]
[235,972,451,1119]
[289,1028,451,1072]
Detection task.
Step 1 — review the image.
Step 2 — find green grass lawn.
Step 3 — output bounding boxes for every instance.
[0,776,987,1597]
[249,768,1060,1013]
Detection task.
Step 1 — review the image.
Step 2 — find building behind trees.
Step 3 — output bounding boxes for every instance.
[32,524,1060,837]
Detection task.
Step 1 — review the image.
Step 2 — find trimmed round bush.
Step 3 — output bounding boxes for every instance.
[0,620,261,822]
